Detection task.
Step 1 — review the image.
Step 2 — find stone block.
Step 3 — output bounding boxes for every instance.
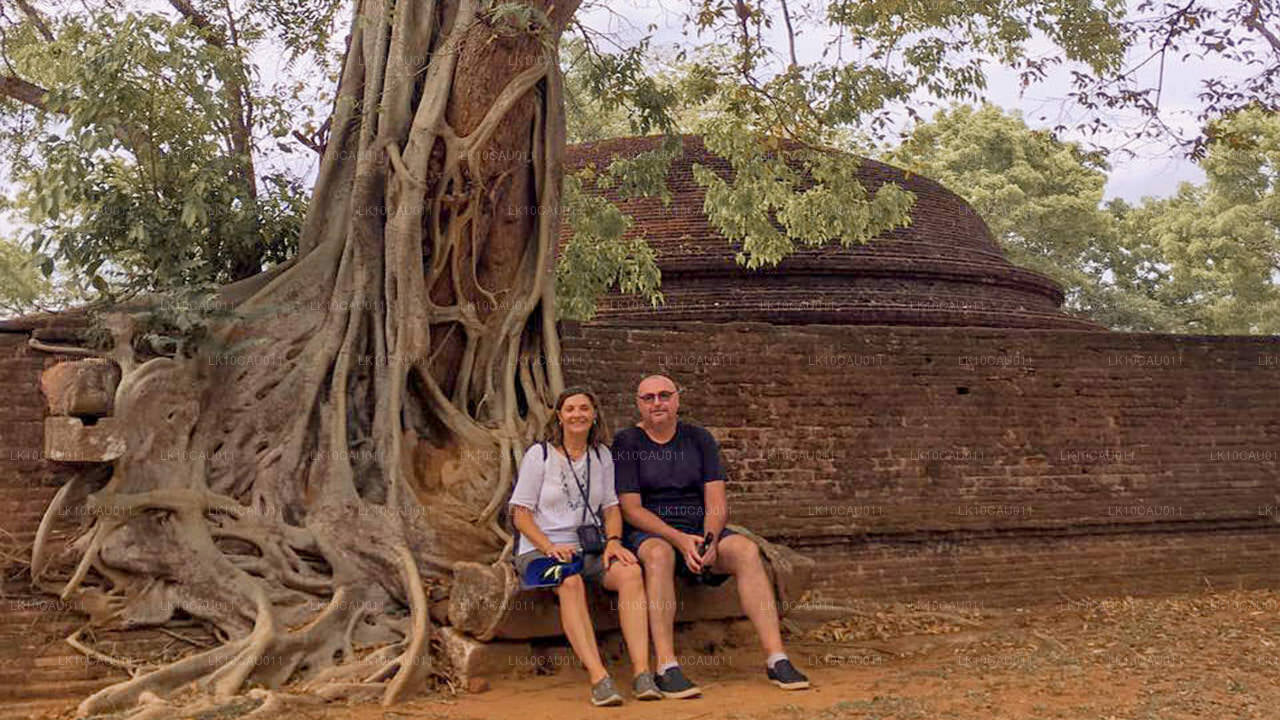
[44,417,125,463]
[477,576,747,641]
[532,619,749,677]
[40,359,120,417]
[438,627,534,685]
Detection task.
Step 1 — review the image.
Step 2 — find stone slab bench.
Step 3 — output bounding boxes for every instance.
[442,527,814,684]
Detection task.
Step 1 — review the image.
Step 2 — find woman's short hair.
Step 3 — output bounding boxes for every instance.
[544,387,611,449]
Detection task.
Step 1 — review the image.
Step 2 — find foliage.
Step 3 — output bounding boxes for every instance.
[887,103,1280,334]
[696,117,915,269]
[555,132,684,320]
[9,1,1280,715]
[669,0,1127,140]
[552,0,1141,317]
[1070,1,1280,158]
[885,104,1128,321]
[0,2,335,307]
[0,236,52,315]
[1124,107,1280,333]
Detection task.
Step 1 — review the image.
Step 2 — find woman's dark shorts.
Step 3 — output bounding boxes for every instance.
[514,549,609,586]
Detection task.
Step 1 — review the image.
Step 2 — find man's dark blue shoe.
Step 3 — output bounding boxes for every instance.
[655,666,701,698]
[767,658,810,690]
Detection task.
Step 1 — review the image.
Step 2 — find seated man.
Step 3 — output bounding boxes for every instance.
[612,374,810,697]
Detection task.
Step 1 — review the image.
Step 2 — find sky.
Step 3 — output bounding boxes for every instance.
[574,1,1231,203]
[980,48,1212,202]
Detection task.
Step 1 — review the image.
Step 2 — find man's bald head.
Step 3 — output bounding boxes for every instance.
[637,374,677,393]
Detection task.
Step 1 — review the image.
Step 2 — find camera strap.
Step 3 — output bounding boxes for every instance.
[563,445,602,529]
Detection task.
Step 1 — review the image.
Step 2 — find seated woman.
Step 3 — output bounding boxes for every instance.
[509,387,662,707]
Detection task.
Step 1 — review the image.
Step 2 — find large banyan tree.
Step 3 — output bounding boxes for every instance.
[14,0,1262,715]
[33,1,582,713]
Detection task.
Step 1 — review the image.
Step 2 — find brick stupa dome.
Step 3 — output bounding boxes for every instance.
[562,135,1101,330]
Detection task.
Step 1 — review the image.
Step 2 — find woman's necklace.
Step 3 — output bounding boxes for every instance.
[562,439,587,462]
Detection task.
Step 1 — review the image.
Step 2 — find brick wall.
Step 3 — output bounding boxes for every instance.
[0,328,124,716]
[561,322,1280,606]
[0,332,84,548]
[3,320,1279,711]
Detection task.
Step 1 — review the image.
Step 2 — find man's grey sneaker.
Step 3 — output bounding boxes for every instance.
[633,671,663,700]
[655,666,701,699]
[767,658,810,690]
[590,676,624,706]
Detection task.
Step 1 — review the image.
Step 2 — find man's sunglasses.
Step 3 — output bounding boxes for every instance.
[637,390,677,404]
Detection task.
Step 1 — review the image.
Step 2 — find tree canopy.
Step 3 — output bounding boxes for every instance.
[889,104,1280,334]
[1120,107,1280,333]
[0,2,1278,332]
[0,4,319,298]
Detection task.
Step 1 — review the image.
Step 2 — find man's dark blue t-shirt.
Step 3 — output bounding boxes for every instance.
[612,421,724,531]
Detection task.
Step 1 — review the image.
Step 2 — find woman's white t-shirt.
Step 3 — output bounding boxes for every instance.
[509,443,618,555]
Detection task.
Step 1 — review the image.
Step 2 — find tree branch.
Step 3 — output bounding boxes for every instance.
[2,73,168,175]
[168,0,254,194]
[167,0,224,47]
[167,0,260,278]
[292,130,323,155]
[292,116,329,155]
[735,0,753,79]
[1245,1,1280,55]
[779,0,798,68]
[219,0,256,201]
[13,0,54,42]
[0,72,47,108]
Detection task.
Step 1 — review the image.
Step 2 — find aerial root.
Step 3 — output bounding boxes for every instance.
[67,628,149,677]
[210,585,276,698]
[382,545,432,705]
[73,576,425,716]
[78,637,253,716]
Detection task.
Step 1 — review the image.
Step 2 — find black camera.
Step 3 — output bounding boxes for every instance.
[694,531,717,581]
[577,524,606,555]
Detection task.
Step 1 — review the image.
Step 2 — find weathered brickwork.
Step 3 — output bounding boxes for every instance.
[2,135,1276,712]
[0,333,89,549]
[804,528,1278,607]
[562,321,1280,604]
[0,329,120,714]
[565,136,1100,330]
[0,583,218,718]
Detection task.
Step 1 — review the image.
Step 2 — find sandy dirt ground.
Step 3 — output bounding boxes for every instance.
[34,588,1280,720]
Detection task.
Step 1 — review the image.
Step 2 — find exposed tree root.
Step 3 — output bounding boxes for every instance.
[0,527,30,579]
[30,0,582,714]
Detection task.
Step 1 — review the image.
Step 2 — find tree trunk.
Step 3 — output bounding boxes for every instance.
[32,0,578,712]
